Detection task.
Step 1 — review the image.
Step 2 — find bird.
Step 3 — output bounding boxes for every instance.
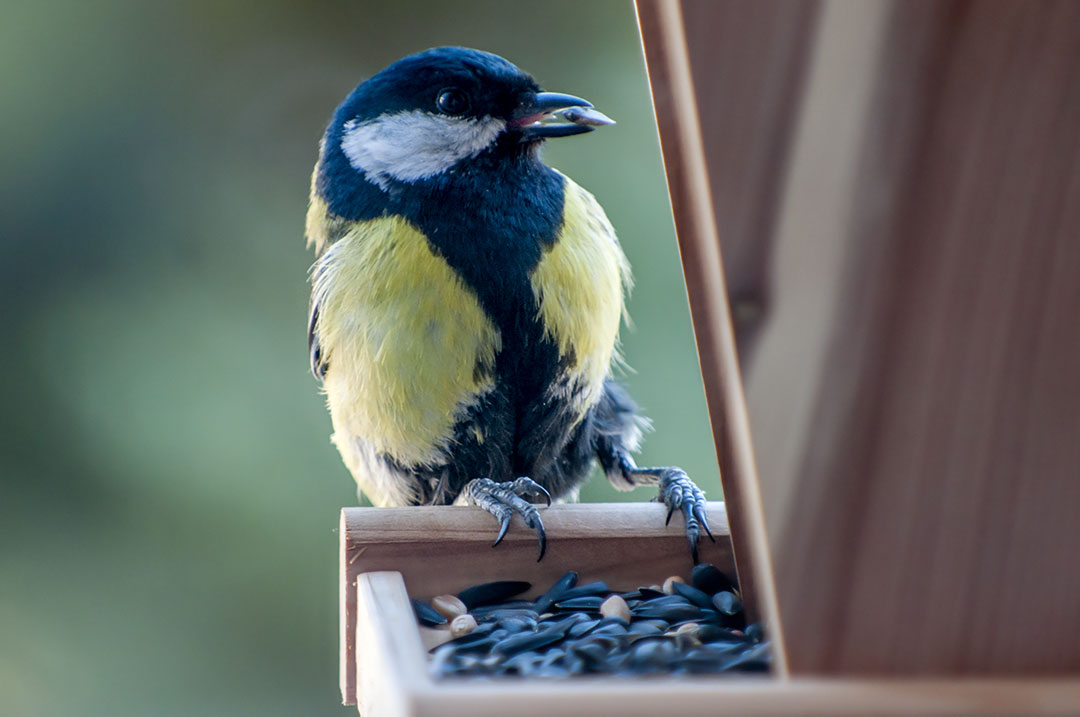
[306,47,712,561]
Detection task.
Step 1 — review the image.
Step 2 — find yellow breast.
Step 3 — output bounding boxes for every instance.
[311,213,501,470]
[531,175,631,415]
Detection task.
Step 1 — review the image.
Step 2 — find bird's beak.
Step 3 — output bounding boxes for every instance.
[510,91,615,141]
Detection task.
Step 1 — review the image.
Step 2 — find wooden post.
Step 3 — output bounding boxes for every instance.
[635,0,789,675]
[639,0,1080,676]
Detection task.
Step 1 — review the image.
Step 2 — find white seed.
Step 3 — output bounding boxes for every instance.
[675,621,701,649]
[600,594,631,622]
[662,576,685,595]
[450,613,477,638]
[432,594,467,620]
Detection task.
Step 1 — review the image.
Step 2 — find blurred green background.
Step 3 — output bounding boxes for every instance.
[1,0,719,714]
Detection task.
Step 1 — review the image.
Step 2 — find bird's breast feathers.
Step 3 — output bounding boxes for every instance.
[532,176,630,408]
[308,175,629,473]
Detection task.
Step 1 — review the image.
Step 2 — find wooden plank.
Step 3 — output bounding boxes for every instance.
[355,570,1080,715]
[739,0,892,544]
[411,679,1080,716]
[354,572,426,717]
[679,0,821,362]
[640,0,1080,677]
[770,0,1080,674]
[341,502,733,704]
[635,0,788,673]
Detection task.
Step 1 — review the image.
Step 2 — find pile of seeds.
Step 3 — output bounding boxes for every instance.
[411,564,770,679]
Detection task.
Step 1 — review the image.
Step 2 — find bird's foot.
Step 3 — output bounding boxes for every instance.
[463,477,551,561]
[652,468,714,563]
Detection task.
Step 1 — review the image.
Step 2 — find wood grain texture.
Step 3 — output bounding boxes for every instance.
[636,0,788,673]
[355,571,1080,716]
[639,0,1080,678]
[354,572,426,717]
[680,0,820,362]
[408,679,1080,717]
[769,0,1080,674]
[740,0,892,544]
[341,502,733,704]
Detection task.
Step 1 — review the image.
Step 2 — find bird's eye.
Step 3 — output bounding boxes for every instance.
[436,88,470,116]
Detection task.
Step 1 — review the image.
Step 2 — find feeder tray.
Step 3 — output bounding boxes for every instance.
[340,504,1078,716]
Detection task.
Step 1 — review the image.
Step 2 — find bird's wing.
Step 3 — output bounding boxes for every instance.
[592,379,650,490]
[306,174,356,381]
[307,293,327,380]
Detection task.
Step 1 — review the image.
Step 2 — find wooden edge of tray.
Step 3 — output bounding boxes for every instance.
[357,571,1080,716]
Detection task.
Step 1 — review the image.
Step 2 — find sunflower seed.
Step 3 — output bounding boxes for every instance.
[554,596,605,611]
[712,591,742,616]
[431,594,467,620]
[671,581,714,609]
[492,626,567,657]
[662,576,685,595]
[631,603,704,622]
[450,613,477,637]
[567,618,600,639]
[458,580,531,609]
[691,563,737,595]
[555,581,611,600]
[533,571,578,613]
[412,599,447,626]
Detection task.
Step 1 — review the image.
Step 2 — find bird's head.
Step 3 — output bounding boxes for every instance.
[316,47,614,197]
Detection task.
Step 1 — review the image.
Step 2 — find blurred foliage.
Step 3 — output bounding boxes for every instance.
[0,0,719,714]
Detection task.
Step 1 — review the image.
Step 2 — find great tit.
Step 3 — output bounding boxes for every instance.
[306,47,711,560]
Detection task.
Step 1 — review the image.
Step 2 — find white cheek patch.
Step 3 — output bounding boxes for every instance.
[341,110,506,190]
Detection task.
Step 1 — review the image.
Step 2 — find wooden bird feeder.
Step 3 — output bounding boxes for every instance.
[340,1,1080,713]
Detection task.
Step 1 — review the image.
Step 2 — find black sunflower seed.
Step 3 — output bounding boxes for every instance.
[540,612,591,631]
[691,563,737,595]
[627,621,666,639]
[672,581,714,609]
[631,603,704,622]
[569,641,609,666]
[492,626,568,657]
[695,624,747,644]
[457,580,531,609]
[712,591,742,616]
[533,571,578,614]
[567,618,600,639]
[720,641,772,672]
[629,637,678,669]
[589,622,629,638]
[412,599,447,626]
[496,616,537,633]
[443,636,499,655]
[554,581,611,600]
[553,596,605,611]
[636,594,692,608]
[499,651,540,675]
[472,607,540,623]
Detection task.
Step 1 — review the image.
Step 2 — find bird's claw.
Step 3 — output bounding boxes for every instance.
[464,477,549,561]
[657,469,713,563]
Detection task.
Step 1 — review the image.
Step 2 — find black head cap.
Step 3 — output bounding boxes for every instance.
[335,47,540,126]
